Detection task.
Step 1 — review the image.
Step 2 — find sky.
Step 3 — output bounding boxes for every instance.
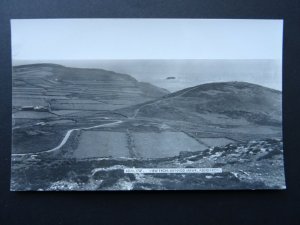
[11,19,283,60]
[11,19,283,91]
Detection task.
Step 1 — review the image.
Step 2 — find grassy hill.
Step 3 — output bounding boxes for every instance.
[12,63,170,112]
[120,81,281,127]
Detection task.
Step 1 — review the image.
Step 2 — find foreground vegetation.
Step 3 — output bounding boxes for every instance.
[11,138,285,191]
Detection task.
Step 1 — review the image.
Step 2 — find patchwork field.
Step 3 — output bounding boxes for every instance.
[132,132,207,158]
[73,131,129,159]
[72,131,208,159]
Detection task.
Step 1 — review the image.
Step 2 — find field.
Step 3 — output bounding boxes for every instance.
[132,132,207,158]
[73,131,129,159]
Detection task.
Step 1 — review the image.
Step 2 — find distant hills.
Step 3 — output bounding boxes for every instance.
[120,81,282,127]
[12,63,282,128]
[12,64,169,111]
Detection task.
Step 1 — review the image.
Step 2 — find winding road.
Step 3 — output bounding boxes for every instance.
[132,85,200,118]
[12,120,123,156]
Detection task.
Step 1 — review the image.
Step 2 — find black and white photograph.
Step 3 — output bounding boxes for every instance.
[11,19,285,191]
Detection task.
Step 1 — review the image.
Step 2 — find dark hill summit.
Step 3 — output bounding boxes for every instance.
[122,81,282,127]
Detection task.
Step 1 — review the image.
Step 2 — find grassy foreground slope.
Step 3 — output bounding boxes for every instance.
[11,138,285,190]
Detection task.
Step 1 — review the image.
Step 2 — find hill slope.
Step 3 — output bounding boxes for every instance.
[12,63,170,112]
[121,81,282,127]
